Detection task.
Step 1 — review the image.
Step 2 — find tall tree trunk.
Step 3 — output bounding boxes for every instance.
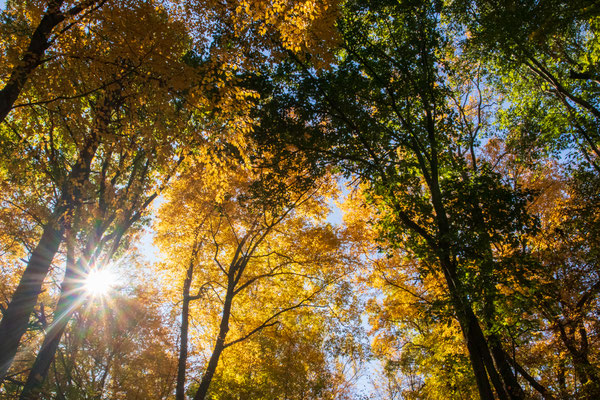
[437,254,499,400]
[423,147,506,399]
[19,231,81,400]
[488,334,525,399]
[176,262,195,400]
[471,198,525,400]
[442,267,512,400]
[0,138,97,382]
[0,221,64,381]
[461,323,496,400]
[464,303,511,400]
[192,285,234,400]
[427,165,513,400]
[447,161,525,399]
[438,242,517,400]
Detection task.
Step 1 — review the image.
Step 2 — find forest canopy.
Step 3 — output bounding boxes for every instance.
[0,0,599,399]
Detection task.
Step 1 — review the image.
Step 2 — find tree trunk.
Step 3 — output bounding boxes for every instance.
[426,162,507,400]
[437,256,498,400]
[488,334,525,399]
[176,262,195,400]
[19,233,81,400]
[471,200,525,400]
[428,179,511,399]
[465,304,511,400]
[452,165,525,400]
[192,285,234,400]
[0,220,63,381]
[462,326,496,400]
[0,137,97,382]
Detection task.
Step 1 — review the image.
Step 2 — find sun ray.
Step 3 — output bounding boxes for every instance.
[84,268,117,296]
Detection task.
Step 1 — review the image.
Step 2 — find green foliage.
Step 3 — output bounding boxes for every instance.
[0,0,599,399]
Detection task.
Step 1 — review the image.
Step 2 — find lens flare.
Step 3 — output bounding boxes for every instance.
[84,268,116,296]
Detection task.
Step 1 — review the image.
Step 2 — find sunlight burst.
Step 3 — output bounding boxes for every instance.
[84,268,117,296]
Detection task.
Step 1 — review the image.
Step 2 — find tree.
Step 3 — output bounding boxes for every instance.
[0,0,342,384]
[42,268,178,400]
[2,0,597,398]
[267,0,547,397]
[207,316,358,400]
[0,0,198,382]
[155,155,355,400]
[451,0,600,171]
[0,0,109,123]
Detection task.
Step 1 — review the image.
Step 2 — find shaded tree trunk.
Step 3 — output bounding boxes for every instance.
[192,284,234,400]
[460,314,496,400]
[469,191,525,400]
[489,336,524,399]
[425,143,517,400]
[0,138,97,382]
[437,252,500,400]
[176,262,195,400]
[19,232,82,400]
[0,220,64,381]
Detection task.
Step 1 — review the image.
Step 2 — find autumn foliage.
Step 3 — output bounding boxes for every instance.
[0,0,599,399]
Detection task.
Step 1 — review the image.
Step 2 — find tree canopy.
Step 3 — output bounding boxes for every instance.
[0,0,599,399]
